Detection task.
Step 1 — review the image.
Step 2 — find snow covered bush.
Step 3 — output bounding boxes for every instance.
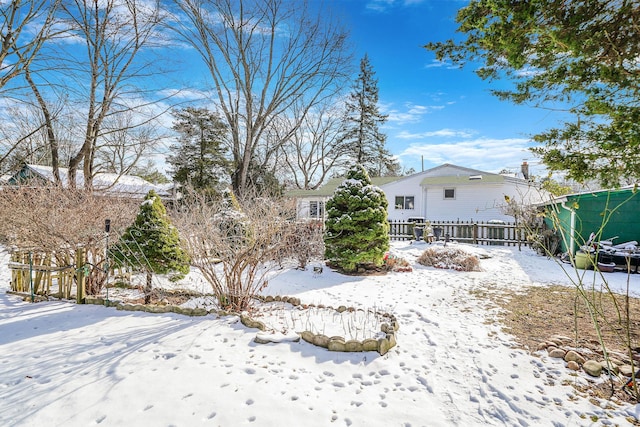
[110,190,190,304]
[175,189,298,311]
[324,164,390,273]
[416,246,481,272]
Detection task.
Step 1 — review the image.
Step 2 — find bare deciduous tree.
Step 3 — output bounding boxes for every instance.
[275,101,348,190]
[54,0,164,188]
[174,0,352,196]
[1,0,60,91]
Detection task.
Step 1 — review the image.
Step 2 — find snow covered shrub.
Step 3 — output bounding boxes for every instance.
[324,164,390,273]
[416,246,481,272]
[110,190,190,304]
[175,189,298,311]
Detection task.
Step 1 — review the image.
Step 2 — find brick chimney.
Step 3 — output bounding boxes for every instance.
[521,161,529,180]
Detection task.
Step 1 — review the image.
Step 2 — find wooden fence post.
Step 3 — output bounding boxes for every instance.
[75,248,85,304]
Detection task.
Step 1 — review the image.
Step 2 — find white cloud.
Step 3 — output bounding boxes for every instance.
[396,128,475,139]
[383,102,444,124]
[424,59,459,70]
[397,137,536,174]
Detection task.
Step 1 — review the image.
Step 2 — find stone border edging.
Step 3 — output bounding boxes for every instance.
[66,295,400,356]
[251,295,399,356]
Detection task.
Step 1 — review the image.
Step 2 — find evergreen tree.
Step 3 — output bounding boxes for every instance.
[111,190,190,304]
[167,107,230,196]
[340,55,400,177]
[426,0,640,187]
[130,160,170,184]
[324,164,390,273]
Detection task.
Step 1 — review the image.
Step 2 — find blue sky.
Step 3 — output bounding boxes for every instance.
[329,0,560,177]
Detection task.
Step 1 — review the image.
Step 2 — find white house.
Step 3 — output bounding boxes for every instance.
[289,163,547,223]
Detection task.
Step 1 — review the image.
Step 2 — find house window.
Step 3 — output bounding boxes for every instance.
[444,188,455,200]
[309,201,324,218]
[394,196,415,210]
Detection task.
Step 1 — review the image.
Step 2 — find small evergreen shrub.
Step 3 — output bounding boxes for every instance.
[324,164,390,273]
[110,190,190,303]
[416,246,481,272]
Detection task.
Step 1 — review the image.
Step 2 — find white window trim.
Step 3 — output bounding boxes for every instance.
[443,188,456,200]
[394,195,415,210]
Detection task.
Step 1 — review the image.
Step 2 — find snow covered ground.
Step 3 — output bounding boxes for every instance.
[1,241,640,426]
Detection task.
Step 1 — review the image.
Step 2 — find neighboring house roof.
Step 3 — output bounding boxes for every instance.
[7,164,171,198]
[286,176,403,198]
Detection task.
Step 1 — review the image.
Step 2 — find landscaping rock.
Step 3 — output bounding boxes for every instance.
[548,348,566,358]
[288,297,301,306]
[191,308,208,316]
[328,337,346,352]
[378,337,391,356]
[536,342,549,352]
[362,338,378,352]
[240,314,266,331]
[299,330,314,344]
[345,340,363,352]
[564,350,586,365]
[386,333,397,349]
[620,364,634,377]
[313,334,330,348]
[583,360,603,377]
[567,361,580,371]
[600,361,619,375]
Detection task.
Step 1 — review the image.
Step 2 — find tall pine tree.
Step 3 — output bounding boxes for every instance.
[324,164,390,273]
[340,55,400,177]
[167,107,230,196]
[111,190,190,304]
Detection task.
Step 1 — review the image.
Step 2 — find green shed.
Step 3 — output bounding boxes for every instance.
[544,186,640,254]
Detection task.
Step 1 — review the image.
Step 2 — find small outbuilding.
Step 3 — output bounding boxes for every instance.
[543,186,640,255]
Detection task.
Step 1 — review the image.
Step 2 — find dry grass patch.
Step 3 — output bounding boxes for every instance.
[485,284,640,405]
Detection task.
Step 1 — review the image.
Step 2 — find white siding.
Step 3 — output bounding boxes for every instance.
[296,197,330,220]
[381,174,427,221]
[424,183,511,222]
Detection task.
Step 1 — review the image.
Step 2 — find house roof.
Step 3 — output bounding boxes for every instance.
[286,176,403,198]
[417,163,531,186]
[420,174,505,186]
[286,163,533,198]
[8,164,172,198]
